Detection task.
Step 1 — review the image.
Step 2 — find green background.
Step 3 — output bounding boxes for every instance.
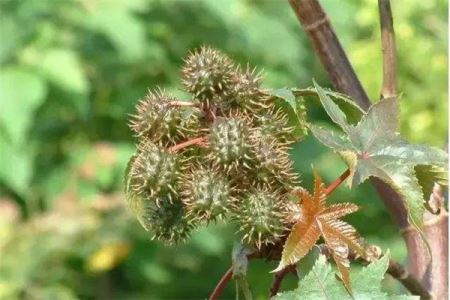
[0,0,447,299]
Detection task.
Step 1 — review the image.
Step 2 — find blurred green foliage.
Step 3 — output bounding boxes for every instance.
[0,0,446,299]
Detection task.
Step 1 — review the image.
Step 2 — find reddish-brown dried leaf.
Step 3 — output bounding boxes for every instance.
[275,172,365,293]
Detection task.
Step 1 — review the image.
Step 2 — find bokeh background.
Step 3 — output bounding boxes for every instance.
[0,0,447,299]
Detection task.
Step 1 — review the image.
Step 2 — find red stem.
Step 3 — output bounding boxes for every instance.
[269,264,297,298]
[325,169,350,196]
[167,136,207,153]
[209,266,233,300]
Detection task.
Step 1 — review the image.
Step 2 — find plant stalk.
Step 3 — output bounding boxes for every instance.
[209,266,233,300]
[167,136,207,153]
[269,264,297,298]
[288,1,448,297]
[378,0,397,100]
[324,169,350,196]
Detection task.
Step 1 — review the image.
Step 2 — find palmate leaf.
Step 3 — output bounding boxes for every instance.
[266,86,365,141]
[274,251,418,300]
[309,81,448,225]
[275,172,364,293]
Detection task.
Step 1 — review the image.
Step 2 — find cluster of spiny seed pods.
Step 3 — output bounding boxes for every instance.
[125,46,306,248]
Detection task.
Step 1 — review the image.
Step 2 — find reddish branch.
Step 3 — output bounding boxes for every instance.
[289,0,447,298]
[378,0,397,100]
[387,258,432,299]
[288,0,371,110]
[324,169,350,195]
[209,266,233,300]
[167,136,207,153]
[269,264,297,298]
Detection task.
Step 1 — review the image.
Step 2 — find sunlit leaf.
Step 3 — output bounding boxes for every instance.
[309,81,448,225]
[274,251,418,300]
[39,48,89,94]
[0,67,47,145]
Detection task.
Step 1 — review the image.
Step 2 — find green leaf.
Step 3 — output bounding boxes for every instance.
[84,2,147,60]
[38,48,89,94]
[313,80,354,132]
[0,133,35,197]
[271,88,296,105]
[0,17,22,64]
[268,88,308,140]
[274,251,418,300]
[310,82,448,225]
[291,86,364,124]
[414,165,448,201]
[0,67,47,146]
[308,125,355,152]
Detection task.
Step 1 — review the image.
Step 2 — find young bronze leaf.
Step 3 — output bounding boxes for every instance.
[275,188,322,270]
[319,226,351,294]
[321,219,366,258]
[275,172,364,293]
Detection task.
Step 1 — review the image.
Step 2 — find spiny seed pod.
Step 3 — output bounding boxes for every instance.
[256,107,295,144]
[233,186,287,248]
[145,197,193,245]
[129,88,198,144]
[181,46,234,105]
[229,65,266,111]
[126,45,307,249]
[129,140,180,204]
[181,165,234,222]
[208,115,251,172]
[249,130,299,190]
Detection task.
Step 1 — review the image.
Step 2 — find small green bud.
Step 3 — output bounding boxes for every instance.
[181,165,234,221]
[181,46,234,105]
[208,115,251,172]
[128,141,180,204]
[129,88,198,144]
[232,186,287,248]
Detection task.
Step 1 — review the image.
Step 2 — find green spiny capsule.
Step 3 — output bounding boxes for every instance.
[181,46,234,105]
[208,115,252,172]
[232,186,287,249]
[129,141,180,205]
[145,197,193,245]
[256,107,296,144]
[129,88,198,144]
[181,165,234,222]
[229,65,267,111]
[249,130,300,190]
